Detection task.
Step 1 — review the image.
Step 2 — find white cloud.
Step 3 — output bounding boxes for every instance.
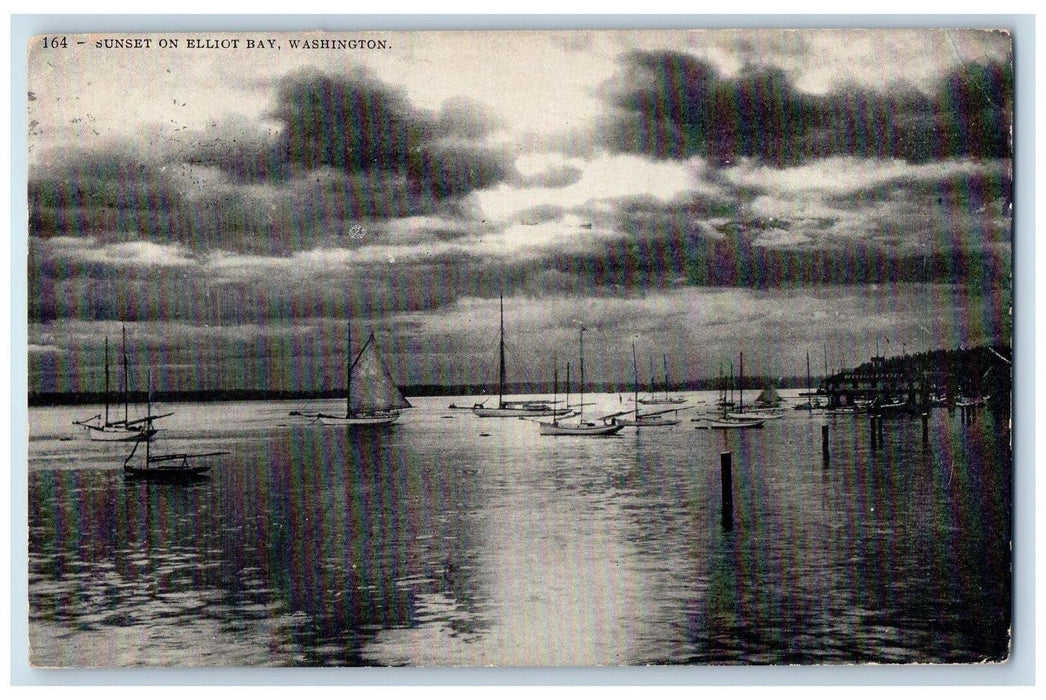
[724,156,996,197]
[48,238,197,268]
[473,153,711,223]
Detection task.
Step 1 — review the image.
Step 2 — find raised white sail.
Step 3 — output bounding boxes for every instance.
[316,328,411,426]
[346,332,412,415]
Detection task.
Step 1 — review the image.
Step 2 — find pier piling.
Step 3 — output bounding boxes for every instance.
[869,414,878,451]
[821,424,829,464]
[720,451,734,532]
[921,412,929,445]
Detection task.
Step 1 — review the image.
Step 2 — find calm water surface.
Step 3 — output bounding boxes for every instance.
[27,393,1011,666]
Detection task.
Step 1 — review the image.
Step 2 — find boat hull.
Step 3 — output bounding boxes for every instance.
[538,422,625,436]
[616,417,680,427]
[79,424,157,442]
[637,398,687,405]
[726,411,783,420]
[697,418,766,429]
[317,412,401,426]
[473,406,564,418]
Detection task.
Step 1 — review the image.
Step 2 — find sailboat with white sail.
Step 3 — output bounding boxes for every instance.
[310,323,412,426]
[474,295,570,418]
[124,371,228,480]
[539,327,625,436]
[73,327,168,441]
[638,354,687,405]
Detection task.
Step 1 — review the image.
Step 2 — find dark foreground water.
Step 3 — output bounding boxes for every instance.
[27,394,1011,666]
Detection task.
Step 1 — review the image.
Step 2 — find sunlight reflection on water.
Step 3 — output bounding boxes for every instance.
[28,395,1011,666]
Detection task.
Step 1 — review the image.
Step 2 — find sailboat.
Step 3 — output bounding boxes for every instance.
[697,351,767,429]
[724,352,782,419]
[638,354,687,405]
[614,343,685,427]
[313,323,412,426]
[124,371,228,480]
[73,328,168,441]
[752,384,784,408]
[473,295,570,418]
[539,327,625,436]
[794,351,826,411]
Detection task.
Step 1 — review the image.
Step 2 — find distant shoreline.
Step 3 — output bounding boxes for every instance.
[27,376,813,407]
[26,344,1010,407]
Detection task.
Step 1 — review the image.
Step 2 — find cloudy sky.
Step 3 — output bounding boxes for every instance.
[26,29,1013,394]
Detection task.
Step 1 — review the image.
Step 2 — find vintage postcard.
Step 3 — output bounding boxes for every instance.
[26,28,1013,667]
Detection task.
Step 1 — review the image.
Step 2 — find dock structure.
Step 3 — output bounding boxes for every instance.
[820,346,1011,416]
[822,355,931,413]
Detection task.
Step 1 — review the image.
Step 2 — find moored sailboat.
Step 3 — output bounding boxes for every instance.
[695,351,766,429]
[696,416,766,429]
[474,295,570,418]
[539,327,625,436]
[637,354,687,405]
[614,342,685,427]
[123,371,228,480]
[74,328,167,441]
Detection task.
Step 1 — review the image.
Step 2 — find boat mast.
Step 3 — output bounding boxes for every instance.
[565,362,571,415]
[807,351,812,411]
[122,326,129,425]
[552,351,558,425]
[345,321,352,419]
[633,342,640,418]
[215,288,221,395]
[104,336,110,426]
[649,356,655,399]
[499,294,505,409]
[729,362,734,404]
[739,352,744,412]
[145,369,152,466]
[579,327,586,424]
[663,354,670,399]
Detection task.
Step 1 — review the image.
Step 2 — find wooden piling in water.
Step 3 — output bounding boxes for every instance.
[821,424,829,464]
[921,412,929,445]
[720,451,733,531]
[870,414,878,451]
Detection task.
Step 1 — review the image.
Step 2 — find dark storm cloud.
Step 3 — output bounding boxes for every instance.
[29,147,187,240]
[193,68,511,197]
[494,190,1011,294]
[601,51,1012,166]
[818,158,1012,214]
[28,144,282,252]
[29,67,512,252]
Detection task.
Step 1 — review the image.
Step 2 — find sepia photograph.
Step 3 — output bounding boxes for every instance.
[23,26,1014,669]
